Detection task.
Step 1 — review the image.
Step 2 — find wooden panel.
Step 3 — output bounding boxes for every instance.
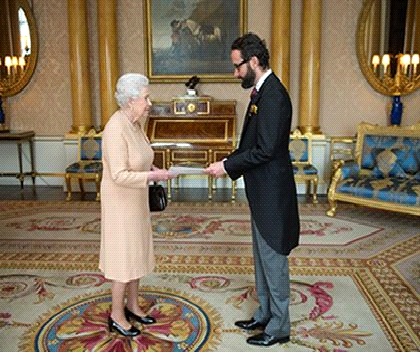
[172,150,208,163]
[211,102,236,115]
[149,119,231,144]
[214,150,232,161]
[152,150,165,169]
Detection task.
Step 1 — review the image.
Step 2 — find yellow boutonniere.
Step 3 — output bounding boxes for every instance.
[250,104,258,114]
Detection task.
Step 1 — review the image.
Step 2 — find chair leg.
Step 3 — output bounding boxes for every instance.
[78,178,85,199]
[208,176,213,200]
[312,178,318,204]
[95,174,101,201]
[231,180,236,202]
[167,179,172,200]
[305,180,311,198]
[175,176,180,190]
[65,175,72,201]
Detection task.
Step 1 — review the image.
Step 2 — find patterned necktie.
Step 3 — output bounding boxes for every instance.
[250,87,257,98]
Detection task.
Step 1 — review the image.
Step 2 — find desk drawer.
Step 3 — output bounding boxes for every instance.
[152,150,166,169]
[171,150,209,164]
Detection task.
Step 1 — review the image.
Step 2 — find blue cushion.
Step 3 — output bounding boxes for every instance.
[371,150,407,179]
[393,146,420,174]
[66,162,102,173]
[65,163,81,173]
[293,164,318,175]
[361,147,384,169]
[84,162,103,173]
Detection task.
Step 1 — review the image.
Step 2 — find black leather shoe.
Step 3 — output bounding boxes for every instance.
[246,332,290,346]
[234,318,266,331]
[108,316,140,336]
[124,307,156,325]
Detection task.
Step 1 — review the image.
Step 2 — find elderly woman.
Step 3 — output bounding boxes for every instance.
[99,73,175,336]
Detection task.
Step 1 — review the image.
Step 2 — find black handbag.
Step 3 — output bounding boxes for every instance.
[149,182,168,211]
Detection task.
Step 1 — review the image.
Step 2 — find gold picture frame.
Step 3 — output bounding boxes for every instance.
[144,0,247,83]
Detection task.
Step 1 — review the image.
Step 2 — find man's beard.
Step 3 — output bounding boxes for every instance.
[241,64,256,89]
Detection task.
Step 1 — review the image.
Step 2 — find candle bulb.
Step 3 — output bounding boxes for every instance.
[382,54,390,74]
[5,56,12,76]
[18,56,25,73]
[11,56,18,78]
[401,54,411,75]
[372,55,380,73]
[412,54,419,75]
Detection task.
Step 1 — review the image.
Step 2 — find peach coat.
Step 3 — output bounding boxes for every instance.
[99,111,155,282]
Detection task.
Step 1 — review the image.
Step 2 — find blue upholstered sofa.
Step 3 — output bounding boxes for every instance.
[327,122,420,217]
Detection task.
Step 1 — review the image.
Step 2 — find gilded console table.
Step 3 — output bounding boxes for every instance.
[146,96,237,200]
[0,130,36,189]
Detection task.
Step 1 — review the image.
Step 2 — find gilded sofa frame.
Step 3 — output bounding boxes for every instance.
[327,122,420,217]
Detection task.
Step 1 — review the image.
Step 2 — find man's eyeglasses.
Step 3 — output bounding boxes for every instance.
[233,59,249,70]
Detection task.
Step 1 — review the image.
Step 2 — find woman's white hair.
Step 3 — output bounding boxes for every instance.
[114,73,149,108]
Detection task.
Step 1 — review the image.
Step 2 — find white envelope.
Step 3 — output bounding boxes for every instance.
[169,166,206,175]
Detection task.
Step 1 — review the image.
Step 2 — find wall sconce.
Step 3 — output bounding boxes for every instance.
[371,53,420,125]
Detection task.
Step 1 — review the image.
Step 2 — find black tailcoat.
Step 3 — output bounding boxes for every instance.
[224,73,300,255]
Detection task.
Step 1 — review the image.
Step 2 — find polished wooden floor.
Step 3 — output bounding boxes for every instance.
[0,185,248,202]
[0,184,322,203]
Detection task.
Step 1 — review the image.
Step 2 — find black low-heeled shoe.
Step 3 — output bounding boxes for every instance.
[124,307,156,325]
[108,316,140,336]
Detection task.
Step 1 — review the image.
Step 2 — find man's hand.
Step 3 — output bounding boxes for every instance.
[205,161,226,178]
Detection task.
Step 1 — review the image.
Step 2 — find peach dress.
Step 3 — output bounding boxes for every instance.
[99,111,155,282]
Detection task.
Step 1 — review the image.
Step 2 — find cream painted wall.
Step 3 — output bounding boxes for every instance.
[4,0,420,136]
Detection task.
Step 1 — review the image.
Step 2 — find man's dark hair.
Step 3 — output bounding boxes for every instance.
[231,32,270,69]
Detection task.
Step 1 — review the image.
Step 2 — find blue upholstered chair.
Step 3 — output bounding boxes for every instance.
[65,129,102,201]
[289,130,318,203]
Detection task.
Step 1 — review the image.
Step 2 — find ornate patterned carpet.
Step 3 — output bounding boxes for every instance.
[0,200,419,351]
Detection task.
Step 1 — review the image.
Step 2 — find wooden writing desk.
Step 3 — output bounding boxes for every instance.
[0,130,36,188]
[146,97,236,200]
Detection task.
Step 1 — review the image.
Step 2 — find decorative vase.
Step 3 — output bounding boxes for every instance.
[0,96,6,131]
[390,95,403,126]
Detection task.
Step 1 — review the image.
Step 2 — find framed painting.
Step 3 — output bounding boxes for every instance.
[144,0,247,83]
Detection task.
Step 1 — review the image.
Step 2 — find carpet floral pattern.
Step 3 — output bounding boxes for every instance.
[0,200,419,351]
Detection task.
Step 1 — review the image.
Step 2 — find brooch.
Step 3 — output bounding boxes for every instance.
[250,104,258,114]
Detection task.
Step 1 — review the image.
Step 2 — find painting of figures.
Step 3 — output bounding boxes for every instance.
[144,0,247,82]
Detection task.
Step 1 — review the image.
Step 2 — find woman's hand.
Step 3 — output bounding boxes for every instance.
[148,169,177,182]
